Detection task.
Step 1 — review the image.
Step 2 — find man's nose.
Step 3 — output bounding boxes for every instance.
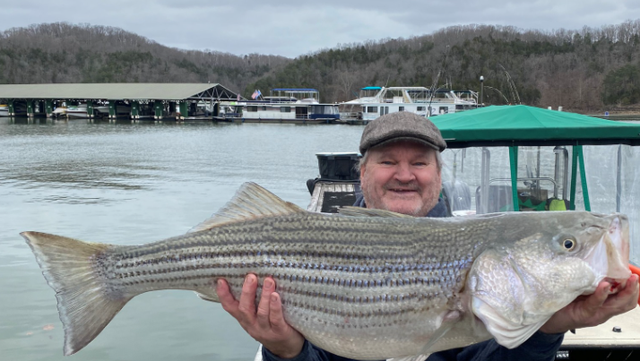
[394,163,415,182]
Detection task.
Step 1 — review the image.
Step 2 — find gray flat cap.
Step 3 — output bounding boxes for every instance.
[359,112,447,154]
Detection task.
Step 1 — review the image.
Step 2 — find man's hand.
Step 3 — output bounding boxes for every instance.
[216,274,305,359]
[540,274,639,334]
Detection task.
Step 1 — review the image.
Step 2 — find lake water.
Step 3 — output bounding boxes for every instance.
[2,117,639,360]
[0,118,363,361]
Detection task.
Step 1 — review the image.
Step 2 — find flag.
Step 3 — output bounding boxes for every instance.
[251,89,262,99]
[237,93,241,101]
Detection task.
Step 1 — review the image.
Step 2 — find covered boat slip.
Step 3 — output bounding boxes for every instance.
[0,83,240,121]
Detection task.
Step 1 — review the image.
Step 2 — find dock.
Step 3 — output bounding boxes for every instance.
[0,83,239,122]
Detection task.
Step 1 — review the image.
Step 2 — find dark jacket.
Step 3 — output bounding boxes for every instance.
[262,196,564,361]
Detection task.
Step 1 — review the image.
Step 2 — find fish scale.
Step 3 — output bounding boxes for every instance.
[22,182,631,359]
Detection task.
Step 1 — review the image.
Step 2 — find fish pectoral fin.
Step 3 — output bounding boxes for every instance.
[195,290,220,303]
[189,182,306,233]
[417,310,461,355]
[338,206,414,218]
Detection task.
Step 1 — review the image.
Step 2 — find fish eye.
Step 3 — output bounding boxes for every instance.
[562,238,576,250]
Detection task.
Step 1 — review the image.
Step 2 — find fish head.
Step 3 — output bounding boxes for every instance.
[467,211,631,349]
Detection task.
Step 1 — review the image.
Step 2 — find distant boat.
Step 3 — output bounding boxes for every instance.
[217,88,340,124]
[64,103,116,118]
[65,104,89,118]
[338,86,479,124]
[0,104,8,117]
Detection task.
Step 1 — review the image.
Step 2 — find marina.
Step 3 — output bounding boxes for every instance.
[0,84,484,124]
[0,83,239,121]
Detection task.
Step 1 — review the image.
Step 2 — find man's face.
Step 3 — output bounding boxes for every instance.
[360,140,442,217]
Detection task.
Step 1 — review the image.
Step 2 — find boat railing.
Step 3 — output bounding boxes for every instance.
[477,177,560,213]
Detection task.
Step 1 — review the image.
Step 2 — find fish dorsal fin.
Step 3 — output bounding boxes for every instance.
[338,206,413,218]
[188,182,305,233]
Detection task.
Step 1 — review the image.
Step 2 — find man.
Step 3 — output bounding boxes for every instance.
[217,112,639,361]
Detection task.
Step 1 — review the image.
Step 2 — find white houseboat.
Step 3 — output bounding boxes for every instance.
[338,86,479,124]
[217,88,339,124]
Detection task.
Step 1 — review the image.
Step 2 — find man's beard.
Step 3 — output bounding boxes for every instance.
[362,180,439,217]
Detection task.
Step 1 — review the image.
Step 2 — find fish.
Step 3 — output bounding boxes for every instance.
[22,182,631,359]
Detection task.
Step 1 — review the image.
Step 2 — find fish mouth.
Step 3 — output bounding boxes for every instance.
[605,277,625,294]
[583,215,631,291]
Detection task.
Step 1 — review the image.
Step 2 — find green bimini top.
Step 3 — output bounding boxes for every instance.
[431,105,640,148]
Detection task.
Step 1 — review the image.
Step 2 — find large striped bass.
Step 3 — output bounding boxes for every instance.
[22,182,631,359]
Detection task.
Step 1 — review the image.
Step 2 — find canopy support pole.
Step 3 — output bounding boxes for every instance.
[509,146,519,211]
[569,145,590,211]
[577,146,591,211]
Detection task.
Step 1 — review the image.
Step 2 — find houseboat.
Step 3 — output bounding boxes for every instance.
[217,88,339,124]
[338,86,479,124]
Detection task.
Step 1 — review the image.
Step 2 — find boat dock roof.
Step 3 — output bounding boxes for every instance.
[0,83,239,101]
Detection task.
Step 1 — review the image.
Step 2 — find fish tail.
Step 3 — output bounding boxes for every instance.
[21,231,131,356]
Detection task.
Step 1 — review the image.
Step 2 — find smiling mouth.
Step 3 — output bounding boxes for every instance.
[389,188,418,195]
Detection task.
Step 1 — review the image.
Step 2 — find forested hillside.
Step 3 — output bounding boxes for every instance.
[0,23,290,96]
[1,21,640,112]
[250,20,640,112]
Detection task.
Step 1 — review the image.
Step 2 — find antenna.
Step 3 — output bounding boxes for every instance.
[499,64,521,104]
[427,45,451,113]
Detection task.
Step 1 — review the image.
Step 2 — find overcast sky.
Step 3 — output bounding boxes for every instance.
[0,0,637,58]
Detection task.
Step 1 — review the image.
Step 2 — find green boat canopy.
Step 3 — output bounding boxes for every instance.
[431,105,640,148]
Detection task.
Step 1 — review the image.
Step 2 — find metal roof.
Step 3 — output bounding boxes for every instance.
[0,83,239,100]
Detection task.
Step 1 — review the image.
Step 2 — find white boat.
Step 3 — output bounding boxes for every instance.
[0,104,9,117]
[338,86,479,124]
[64,103,112,118]
[218,88,340,124]
[65,104,89,118]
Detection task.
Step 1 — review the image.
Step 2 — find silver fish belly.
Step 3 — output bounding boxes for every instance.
[22,182,631,359]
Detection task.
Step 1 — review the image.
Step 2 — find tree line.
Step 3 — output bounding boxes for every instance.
[0,23,289,95]
[1,21,639,112]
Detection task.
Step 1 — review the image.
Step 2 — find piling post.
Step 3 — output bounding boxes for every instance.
[87,101,95,119]
[154,100,163,120]
[131,100,140,122]
[108,100,117,122]
[45,100,54,118]
[179,101,188,120]
[26,100,34,118]
[8,99,15,116]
